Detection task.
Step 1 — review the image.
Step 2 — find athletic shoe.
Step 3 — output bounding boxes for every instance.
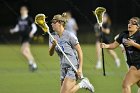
[29,64,37,72]
[79,78,94,93]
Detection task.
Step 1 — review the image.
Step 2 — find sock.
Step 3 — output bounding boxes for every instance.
[29,60,34,65]
[78,82,83,88]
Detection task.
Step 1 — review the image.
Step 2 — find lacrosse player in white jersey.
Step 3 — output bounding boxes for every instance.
[49,13,94,93]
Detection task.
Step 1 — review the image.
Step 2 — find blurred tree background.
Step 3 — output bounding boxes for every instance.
[0,0,140,44]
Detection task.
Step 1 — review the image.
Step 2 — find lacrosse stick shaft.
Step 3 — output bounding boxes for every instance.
[47,31,84,79]
[94,7,106,76]
[100,26,106,76]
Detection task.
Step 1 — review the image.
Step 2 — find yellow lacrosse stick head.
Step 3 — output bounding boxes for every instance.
[93,7,106,26]
[35,14,48,32]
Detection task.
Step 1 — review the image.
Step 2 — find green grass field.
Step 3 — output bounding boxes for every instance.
[0,44,138,93]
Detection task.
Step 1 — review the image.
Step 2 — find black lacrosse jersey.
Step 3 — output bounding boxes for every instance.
[116,30,140,67]
[94,22,111,44]
[17,16,34,37]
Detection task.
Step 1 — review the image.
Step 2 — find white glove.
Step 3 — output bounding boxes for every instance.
[10,29,15,34]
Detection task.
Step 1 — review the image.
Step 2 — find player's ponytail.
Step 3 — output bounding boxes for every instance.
[62,12,67,18]
[61,12,68,27]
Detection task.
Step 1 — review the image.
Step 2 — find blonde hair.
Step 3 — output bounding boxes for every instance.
[52,13,68,27]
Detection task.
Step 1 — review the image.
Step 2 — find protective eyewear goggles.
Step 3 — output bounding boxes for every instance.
[128,20,139,26]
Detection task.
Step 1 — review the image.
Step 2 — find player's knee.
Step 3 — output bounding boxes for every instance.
[21,48,28,55]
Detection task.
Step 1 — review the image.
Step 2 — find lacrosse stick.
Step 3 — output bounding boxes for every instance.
[93,7,106,76]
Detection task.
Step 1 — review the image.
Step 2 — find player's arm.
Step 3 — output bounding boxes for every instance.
[132,42,140,50]
[10,24,19,34]
[49,40,57,56]
[29,17,37,38]
[125,38,140,50]
[74,43,83,77]
[69,33,82,77]
[101,41,120,49]
[29,23,37,38]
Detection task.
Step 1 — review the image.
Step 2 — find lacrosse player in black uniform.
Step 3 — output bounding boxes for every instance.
[95,13,120,69]
[101,17,140,93]
[10,5,37,71]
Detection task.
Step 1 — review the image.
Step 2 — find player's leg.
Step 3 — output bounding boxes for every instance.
[107,50,120,67]
[122,66,140,93]
[60,77,77,93]
[21,42,37,71]
[60,68,77,93]
[95,41,102,69]
[61,77,94,93]
[70,77,94,93]
[60,68,94,93]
